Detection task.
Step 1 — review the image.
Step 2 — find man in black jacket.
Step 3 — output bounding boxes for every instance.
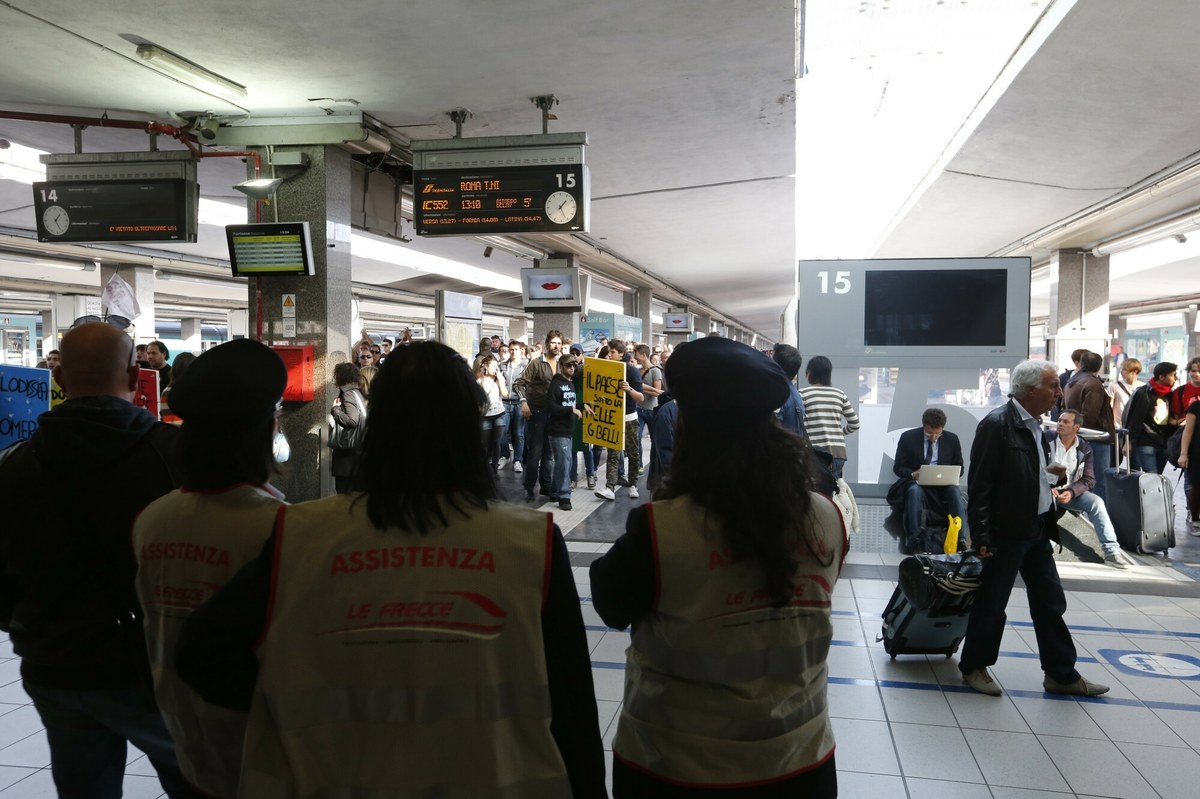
[0,323,194,798]
[886,408,965,551]
[959,359,1110,698]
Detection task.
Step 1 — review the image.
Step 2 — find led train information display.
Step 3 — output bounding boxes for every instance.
[32,179,196,243]
[413,164,589,236]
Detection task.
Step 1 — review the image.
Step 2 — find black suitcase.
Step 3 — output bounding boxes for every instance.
[879,553,981,659]
[1104,467,1175,553]
[1103,428,1175,554]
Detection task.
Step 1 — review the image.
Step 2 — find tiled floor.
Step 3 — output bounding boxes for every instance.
[4,457,1200,797]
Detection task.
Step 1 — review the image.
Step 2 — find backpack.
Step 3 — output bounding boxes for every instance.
[1166,425,1185,468]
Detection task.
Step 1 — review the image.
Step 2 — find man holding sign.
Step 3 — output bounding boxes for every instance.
[591,341,644,501]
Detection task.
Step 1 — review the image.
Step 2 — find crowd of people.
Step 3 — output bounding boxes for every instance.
[0,322,848,798]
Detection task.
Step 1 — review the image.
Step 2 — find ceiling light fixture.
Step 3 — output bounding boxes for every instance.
[135,44,247,100]
[233,177,285,200]
[474,236,549,261]
[0,253,95,272]
[155,270,244,288]
[1090,209,1200,256]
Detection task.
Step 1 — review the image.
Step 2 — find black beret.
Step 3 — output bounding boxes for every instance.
[168,339,288,425]
[664,337,790,419]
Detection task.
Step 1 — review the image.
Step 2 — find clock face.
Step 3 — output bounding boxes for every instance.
[42,205,71,236]
[545,191,577,225]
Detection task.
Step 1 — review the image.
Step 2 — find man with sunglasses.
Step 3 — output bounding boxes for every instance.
[0,323,195,797]
[548,354,583,511]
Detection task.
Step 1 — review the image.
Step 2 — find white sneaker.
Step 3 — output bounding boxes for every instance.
[497,457,508,470]
[627,486,640,499]
[513,462,523,473]
[595,486,615,501]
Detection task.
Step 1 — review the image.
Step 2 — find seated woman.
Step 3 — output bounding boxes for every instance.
[175,342,606,798]
[590,337,848,798]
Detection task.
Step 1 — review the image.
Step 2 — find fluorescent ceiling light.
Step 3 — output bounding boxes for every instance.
[135,44,247,100]
[350,232,521,293]
[155,270,243,288]
[1091,211,1200,256]
[0,253,95,271]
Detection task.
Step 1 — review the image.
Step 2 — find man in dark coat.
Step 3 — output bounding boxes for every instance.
[958,359,1110,698]
[1062,350,1115,500]
[0,323,194,798]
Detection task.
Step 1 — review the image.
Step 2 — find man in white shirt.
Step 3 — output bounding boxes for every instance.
[1046,410,1129,569]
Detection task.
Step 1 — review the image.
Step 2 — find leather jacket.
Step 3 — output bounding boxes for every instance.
[968,399,1052,550]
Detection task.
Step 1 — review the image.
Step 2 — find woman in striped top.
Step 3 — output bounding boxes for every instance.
[799,355,860,478]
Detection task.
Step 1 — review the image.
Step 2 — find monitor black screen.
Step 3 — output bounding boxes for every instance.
[864,269,1007,347]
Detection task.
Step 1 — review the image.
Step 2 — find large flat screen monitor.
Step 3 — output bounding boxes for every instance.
[797,257,1031,367]
[226,223,315,277]
[521,266,583,311]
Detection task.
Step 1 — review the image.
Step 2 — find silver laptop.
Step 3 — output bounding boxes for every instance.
[916,464,961,486]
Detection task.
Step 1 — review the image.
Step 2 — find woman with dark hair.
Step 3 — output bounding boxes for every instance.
[475,352,508,469]
[799,354,860,478]
[132,339,289,798]
[590,337,847,799]
[329,361,366,493]
[174,342,606,798]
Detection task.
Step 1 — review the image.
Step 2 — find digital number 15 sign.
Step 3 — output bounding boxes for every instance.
[414,164,588,236]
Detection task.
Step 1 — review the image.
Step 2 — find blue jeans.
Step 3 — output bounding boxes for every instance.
[1059,490,1119,555]
[905,482,966,544]
[549,436,572,499]
[1089,442,1112,501]
[637,407,655,467]
[24,681,198,799]
[503,401,524,463]
[523,409,553,492]
[1133,444,1167,475]
[570,442,595,482]
[960,517,1079,684]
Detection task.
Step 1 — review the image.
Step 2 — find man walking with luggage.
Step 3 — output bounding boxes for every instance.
[959,360,1110,698]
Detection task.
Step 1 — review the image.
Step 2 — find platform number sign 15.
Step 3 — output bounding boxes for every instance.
[817,271,852,295]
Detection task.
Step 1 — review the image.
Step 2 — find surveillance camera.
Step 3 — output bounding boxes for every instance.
[483,246,494,258]
[198,117,220,140]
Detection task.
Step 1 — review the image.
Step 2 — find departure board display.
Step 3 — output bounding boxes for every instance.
[32,179,196,243]
[414,164,588,236]
[226,223,315,277]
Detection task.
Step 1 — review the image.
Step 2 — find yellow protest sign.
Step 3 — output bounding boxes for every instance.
[582,357,626,450]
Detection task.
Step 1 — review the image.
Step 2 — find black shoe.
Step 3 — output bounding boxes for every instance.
[540,485,554,496]
[524,488,535,501]
[558,499,573,511]
[616,476,634,488]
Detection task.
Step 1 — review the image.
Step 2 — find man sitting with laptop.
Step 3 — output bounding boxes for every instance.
[887,408,967,551]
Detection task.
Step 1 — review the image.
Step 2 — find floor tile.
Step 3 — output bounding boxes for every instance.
[829,717,900,776]
[904,777,994,798]
[1038,734,1155,798]
[946,692,1032,733]
[1121,741,1200,799]
[989,789,1077,798]
[891,722,983,783]
[834,770,905,794]
[0,765,41,792]
[1081,700,1188,746]
[879,685,958,726]
[0,732,49,769]
[1010,695,1107,739]
[962,728,1069,792]
[827,682,887,721]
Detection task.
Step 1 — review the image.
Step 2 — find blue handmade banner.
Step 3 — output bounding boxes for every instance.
[0,365,51,450]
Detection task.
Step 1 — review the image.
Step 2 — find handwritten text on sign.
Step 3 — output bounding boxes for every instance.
[0,365,51,449]
[582,357,626,450]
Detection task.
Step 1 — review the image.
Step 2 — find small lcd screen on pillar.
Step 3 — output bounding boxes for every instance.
[226,223,315,277]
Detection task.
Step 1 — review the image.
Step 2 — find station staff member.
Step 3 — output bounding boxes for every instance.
[174,342,606,798]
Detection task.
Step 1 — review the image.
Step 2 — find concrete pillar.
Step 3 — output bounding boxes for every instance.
[635,287,653,344]
[693,313,713,337]
[99,264,155,343]
[622,292,636,317]
[249,144,353,501]
[1048,250,1109,368]
[529,311,580,351]
[179,318,202,355]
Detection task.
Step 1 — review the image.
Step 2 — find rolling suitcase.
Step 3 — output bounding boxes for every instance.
[1103,429,1175,554]
[879,552,981,659]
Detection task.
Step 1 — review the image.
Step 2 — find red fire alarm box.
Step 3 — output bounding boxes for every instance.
[272,345,315,402]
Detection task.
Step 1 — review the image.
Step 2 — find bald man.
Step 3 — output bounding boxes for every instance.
[0,323,196,798]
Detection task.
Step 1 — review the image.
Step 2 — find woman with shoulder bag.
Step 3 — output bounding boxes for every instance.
[330,362,367,493]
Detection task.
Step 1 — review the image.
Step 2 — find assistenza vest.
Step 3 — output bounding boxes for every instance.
[614,494,846,788]
[239,494,570,798]
[133,484,285,799]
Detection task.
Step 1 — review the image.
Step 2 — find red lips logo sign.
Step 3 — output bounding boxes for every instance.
[540,282,561,291]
